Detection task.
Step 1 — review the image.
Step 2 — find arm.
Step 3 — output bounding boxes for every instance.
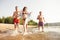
[18,11,21,16]
[27,11,32,15]
[27,12,32,16]
[37,15,39,19]
[30,12,32,14]
[12,12,15,18]
[29,12,32,15]
[43,17,45,22]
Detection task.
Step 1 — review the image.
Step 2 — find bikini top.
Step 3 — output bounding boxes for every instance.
[22,12,27,15]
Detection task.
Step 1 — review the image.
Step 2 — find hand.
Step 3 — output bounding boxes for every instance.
[30,12,32,14]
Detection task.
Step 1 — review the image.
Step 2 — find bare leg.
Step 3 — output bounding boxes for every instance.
[11,23,19,36]
[26,24,27,29]
[38,26,40,31]
[23,21,24,31]
[16,23,20,31]
[26,24,28,31]
[42,25,44,32]
[38,24,40,31]
[24,19,28,33]
[24,23,27,33]
[14,23,16,30]
[23,19,25,32]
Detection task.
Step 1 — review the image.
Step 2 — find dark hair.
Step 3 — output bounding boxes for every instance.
[39,11,42,13]
[39,11,42,15]
[23,7,27,11]
[15,6,18,8]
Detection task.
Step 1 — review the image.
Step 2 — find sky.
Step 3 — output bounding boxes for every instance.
[0,0,60,23]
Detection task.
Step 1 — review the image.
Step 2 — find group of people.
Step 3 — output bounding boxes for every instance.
[12,6,45,35]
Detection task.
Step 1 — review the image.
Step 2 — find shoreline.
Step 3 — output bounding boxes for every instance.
[0,23,60,40]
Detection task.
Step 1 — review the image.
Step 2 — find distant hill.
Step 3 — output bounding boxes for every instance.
[45,22,60,26]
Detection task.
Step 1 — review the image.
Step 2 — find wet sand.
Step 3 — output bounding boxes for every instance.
[0,33,48,40]
[0,23,60,40]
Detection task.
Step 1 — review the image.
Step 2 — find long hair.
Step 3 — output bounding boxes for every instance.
[23,7,27,11]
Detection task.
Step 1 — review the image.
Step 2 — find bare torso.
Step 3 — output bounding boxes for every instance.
[22,11,28,19]
[38,15,44,22]
[13,11,20,19]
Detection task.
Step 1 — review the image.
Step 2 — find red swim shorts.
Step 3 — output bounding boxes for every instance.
[13,18,20,24]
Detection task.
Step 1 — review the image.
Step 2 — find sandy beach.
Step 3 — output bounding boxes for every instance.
[0,23,60,40]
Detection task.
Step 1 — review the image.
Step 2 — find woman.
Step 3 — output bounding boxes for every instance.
[22,7,31,34]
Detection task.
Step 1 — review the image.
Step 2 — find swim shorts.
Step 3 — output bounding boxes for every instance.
[38,22,43,26]
[13,18,20,24]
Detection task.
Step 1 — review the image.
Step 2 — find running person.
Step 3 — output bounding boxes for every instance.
[22,7,31,34]
[37,11,45,32]
[13,6,20,32]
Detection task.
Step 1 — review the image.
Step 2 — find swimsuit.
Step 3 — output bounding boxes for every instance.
[38,22,43,26]
[22,13,27,19]
[13,18,20,24]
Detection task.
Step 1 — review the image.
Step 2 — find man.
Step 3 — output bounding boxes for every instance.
[37,11,45,32]
[12,6,20,36]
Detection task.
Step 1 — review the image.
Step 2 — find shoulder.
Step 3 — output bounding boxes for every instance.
[13,11,16,13]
